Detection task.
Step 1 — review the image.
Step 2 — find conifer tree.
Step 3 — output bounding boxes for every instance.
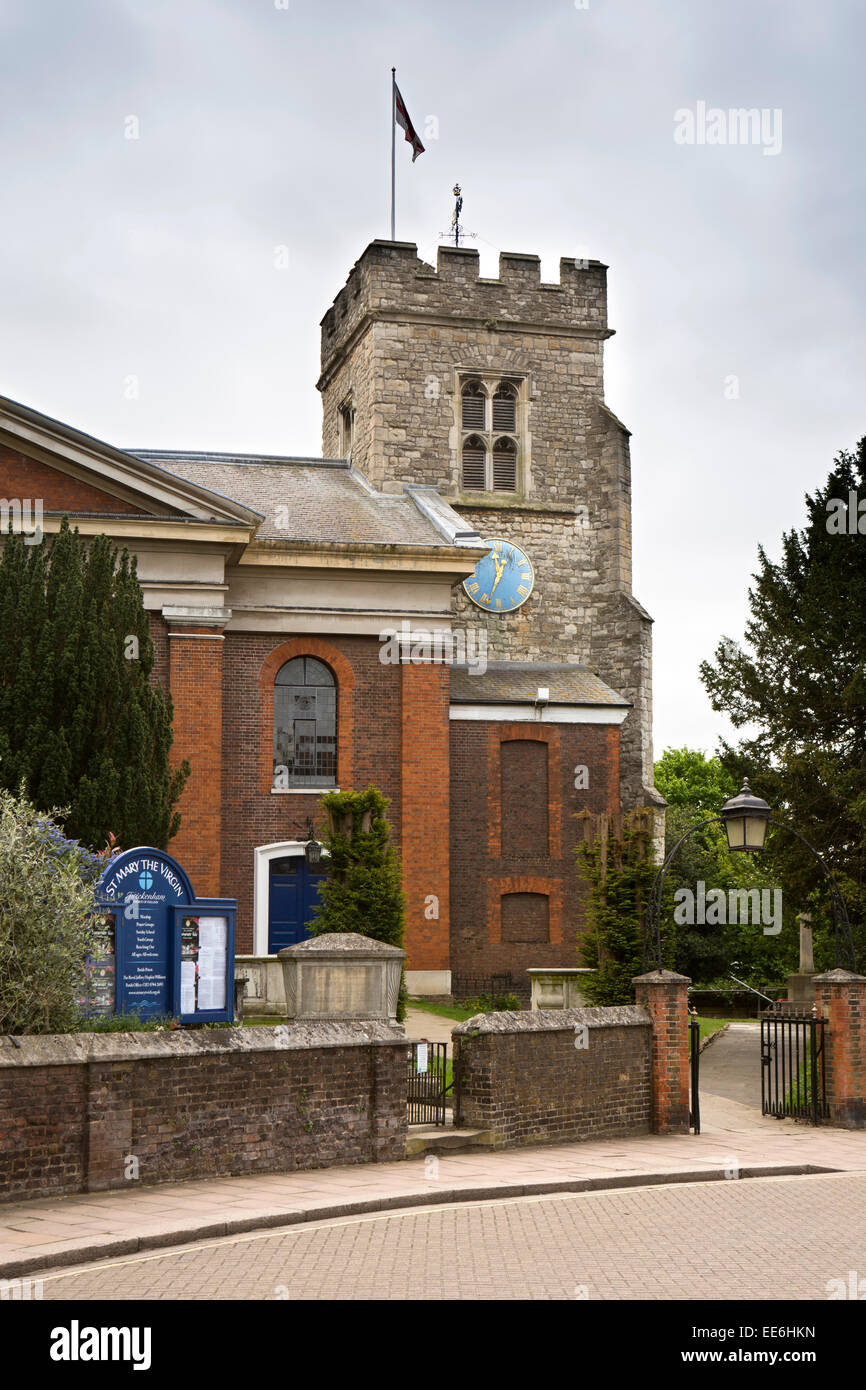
[310,785,407,1019]
[0,519,188,850]
[700,439,866,963]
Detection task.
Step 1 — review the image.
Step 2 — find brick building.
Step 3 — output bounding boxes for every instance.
[0,239,661,1001]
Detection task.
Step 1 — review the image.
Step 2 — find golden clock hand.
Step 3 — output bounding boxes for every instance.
[489,555,506,595]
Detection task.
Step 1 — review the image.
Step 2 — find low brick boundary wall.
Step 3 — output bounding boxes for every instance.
[452,1006,652,1147]
[0,1023,409,1203]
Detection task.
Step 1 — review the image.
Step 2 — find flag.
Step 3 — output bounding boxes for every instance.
[394,84,425,162]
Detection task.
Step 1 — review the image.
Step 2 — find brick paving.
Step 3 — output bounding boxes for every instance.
[32,1172,866,1300]
[2,1090,865,1280]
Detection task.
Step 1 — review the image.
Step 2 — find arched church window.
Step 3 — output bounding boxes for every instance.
[461,381,486,430]
[461,435,487,491]
[492,436,518,492]
[273,656,337,788]
[492,382,517,432]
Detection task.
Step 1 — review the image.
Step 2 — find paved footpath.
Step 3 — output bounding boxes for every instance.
[2,1093,865,1280]
[700,1021,764,1108]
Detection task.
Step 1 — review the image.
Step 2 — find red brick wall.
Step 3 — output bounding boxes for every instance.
[400,662,451,973]
[449,720,621,998]
[148,612,170,689]
[221,633,407,953]
[0,446,148,513]
[813,971,866,1129]
[633,971,691,1134]
[0,1028,408,1202]
[0,1063,87,1201]
[168,627,224,897]
[453,1008,652,1146]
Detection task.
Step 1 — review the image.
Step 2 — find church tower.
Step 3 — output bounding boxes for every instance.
[318,238,659,814]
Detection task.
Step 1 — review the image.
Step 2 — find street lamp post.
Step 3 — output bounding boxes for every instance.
[642,778,857,974]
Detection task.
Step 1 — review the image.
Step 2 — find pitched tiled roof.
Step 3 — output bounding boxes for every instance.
[450,662,629,707]
[132,453,453,547]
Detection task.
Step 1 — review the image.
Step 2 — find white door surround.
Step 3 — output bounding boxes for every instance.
[253,841,309,956]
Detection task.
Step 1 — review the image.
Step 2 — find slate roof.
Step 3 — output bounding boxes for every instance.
[450,662,630,707]
[132,452,454,547]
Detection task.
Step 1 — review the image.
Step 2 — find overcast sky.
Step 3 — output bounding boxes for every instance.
[1,0,863,764]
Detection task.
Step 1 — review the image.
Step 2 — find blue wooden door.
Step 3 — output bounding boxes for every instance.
[268,856,327,954]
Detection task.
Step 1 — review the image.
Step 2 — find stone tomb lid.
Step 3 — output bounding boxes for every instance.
[278,933,405,959]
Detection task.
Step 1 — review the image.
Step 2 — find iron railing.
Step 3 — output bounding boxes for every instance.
[689,1015,701,1134]
[761,1012,829,1123]
[408,1040,449,1126]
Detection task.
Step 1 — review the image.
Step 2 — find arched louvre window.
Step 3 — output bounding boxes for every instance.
[273,657,336,787]
[462,435,487,491]
[461,381,486,430]
[492,436,518,492]
[492,382,517,432]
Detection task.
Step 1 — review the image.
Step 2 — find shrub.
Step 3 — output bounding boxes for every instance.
[0,786,100,1033]
[460,992,522,1014]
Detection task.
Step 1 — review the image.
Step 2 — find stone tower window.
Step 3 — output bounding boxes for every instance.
[492,382,517,432]
[458,372,525,494]
[461,380,486,429]
[461,435,487,491]
[492,437,518,491]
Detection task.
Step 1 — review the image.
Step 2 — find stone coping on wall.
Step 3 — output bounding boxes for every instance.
[453,1006,650,1036]
[0,1021,408,1068]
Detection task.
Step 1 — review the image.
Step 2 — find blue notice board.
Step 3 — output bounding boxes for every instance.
[93,847,236,1023]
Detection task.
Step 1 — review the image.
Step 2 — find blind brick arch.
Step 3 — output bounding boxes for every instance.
[487,724,563,859]
[500,891,550,943]
[488,876,563,945]
[500,738,549,856]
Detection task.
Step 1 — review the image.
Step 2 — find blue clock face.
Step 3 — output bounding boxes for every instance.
[463,538,535,613]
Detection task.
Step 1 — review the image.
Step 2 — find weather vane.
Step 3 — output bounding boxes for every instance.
[440,183,476,247]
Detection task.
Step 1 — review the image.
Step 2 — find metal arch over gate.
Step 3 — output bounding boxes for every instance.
[761,1013,829,1123]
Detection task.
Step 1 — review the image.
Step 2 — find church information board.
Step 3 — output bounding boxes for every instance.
[92,847,236,1023]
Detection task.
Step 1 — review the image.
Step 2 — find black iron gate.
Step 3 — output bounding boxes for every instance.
[689,1015,701,1134]
[761,1013,829,1122]
[408,1041,449,1126]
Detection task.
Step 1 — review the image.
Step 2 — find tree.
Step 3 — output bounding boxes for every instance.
[0,786,102,1033]
[575,809,670,1005]
[654,746,738,816]
[700,439,866,969]
[309,786,407,1020]
[0,519,188,850]
[655,748,794,989]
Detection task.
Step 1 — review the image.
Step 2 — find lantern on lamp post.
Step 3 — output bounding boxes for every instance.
[719,778,771,852]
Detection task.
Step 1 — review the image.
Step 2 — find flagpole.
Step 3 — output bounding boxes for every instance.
[390,67,396,240]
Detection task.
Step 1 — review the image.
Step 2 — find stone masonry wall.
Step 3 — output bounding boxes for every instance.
[0,1024,408,1203]
[317,240,657,812]
[452,1006,652,1147]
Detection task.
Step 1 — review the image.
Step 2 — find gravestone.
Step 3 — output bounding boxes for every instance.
[787,912,817,1010]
